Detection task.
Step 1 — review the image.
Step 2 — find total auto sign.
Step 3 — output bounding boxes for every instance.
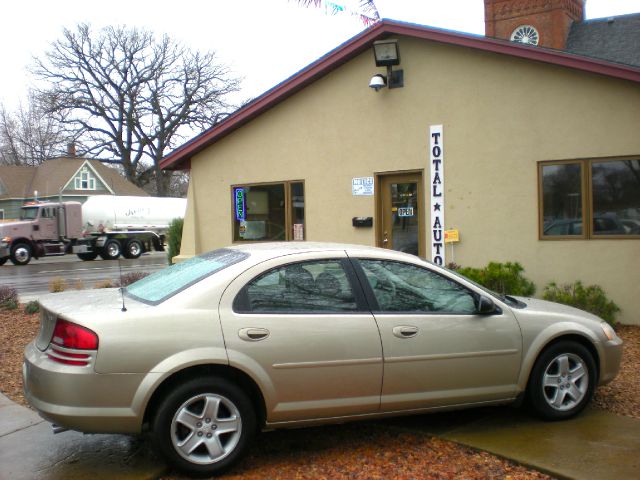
[430,125,444,265]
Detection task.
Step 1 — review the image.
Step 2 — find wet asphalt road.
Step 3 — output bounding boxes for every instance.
[0,251,168,300]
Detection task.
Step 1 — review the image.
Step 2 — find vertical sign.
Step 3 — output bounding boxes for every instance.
[234,187,246,221]
[430,125,445,265]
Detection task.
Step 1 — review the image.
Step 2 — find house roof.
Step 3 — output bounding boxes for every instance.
[567,14,640,68]
[160,19,640,171]
[0,157,148,199]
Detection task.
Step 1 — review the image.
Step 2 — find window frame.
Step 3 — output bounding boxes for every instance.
[538,156,640,240]
[232,258,369,314]
[230,180,305,243]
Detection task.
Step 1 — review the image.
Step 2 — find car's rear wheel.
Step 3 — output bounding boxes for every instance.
[527,341,596,420]
[152,377,256,477]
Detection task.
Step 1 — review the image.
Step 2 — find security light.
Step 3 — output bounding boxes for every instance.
[369,39,403,91]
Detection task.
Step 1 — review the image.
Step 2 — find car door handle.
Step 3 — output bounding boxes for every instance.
[238,328,270,341]
[392,326,419,338]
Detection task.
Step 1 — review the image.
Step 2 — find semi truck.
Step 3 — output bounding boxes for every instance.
[0,196,186,266]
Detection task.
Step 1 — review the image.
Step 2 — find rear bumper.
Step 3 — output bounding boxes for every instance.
[23,341,145,434]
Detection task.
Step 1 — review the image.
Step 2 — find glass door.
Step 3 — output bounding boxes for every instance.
[378,173,424,257]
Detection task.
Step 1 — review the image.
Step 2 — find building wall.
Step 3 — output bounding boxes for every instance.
[182,36,640,324]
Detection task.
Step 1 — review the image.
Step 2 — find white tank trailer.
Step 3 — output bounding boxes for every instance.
[0,196,186,266]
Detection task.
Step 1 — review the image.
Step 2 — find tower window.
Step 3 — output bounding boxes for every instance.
[510,25,539,45]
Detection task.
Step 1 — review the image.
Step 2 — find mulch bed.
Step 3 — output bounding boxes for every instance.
[3,306,638,479]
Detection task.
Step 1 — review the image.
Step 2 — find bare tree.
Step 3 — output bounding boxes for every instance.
[0,94,69,166]
[32,24,240,196]
[296,0,380,26]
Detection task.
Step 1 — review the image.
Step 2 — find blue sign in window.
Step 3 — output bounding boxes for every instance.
[234,187,246,221]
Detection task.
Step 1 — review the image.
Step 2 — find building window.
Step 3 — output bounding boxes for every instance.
[539,158,640,239]
[74,167,96,190]
[232,181,305,242]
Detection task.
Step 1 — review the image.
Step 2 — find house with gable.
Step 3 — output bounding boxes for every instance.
[160,1,640,324]
[0,156,148,220]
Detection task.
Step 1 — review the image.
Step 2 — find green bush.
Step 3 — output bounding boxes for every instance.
[24,301,40,314]
[166,217,184,265]
[543,281,620,326]
[456,261,536,297]
[0,286,19,310]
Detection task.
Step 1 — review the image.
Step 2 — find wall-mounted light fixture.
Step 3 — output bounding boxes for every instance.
[369,39,404,91]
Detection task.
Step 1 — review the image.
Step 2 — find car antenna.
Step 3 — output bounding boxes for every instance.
[111,191,127,312]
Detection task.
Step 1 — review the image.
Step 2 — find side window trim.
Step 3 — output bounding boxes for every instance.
[232,257,370,314]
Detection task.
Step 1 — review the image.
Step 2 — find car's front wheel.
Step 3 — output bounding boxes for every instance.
[152,377,256,477]
[527,341,596,420]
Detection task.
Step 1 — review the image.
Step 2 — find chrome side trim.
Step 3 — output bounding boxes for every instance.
[273,357,382,369]
[385,349,519,364]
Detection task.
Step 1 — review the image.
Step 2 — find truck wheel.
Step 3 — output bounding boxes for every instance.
[123,239,143,259]
[77,252,98,261]
[10,243,32,266]
[99,240,121,260]
[0,257,7,266]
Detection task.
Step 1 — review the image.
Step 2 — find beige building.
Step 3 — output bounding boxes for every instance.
[161,20,640,324]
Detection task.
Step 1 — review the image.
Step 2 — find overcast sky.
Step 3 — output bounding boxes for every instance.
[1,0,639,109]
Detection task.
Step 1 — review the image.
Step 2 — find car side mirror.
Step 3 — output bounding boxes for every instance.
[477,295,497,315]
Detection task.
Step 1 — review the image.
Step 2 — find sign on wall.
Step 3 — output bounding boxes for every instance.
[233,187,246,221]
[352,177,374,196]
[430,125,445,265]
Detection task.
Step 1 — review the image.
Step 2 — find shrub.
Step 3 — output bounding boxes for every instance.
[94,279,115,289]
[74,279,84,290]
[457,261,536,297]
[49,277,67,293]
[0,286,18,310]
[24,301,40,314]
[543,281,620,326]
[117,271,150,287]
[166,217,184,265]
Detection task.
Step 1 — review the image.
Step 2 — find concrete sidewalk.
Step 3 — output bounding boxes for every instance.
[0,393,165,480]
[2,391,639,479]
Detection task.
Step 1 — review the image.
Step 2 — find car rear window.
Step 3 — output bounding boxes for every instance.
[126,248,248,305]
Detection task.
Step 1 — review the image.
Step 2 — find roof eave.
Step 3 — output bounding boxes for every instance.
[160,19,640,171]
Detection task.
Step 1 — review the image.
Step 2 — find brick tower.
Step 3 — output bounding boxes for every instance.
[484,0,586,49]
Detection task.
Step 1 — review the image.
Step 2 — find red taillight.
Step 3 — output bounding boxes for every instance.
[51,319,99,350]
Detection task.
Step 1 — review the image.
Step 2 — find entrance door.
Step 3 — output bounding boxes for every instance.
[378,173,425,257]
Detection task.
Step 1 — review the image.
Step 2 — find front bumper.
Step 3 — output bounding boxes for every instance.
[23,341,146,434]
[0,245,9,258]
[599,336,624,385]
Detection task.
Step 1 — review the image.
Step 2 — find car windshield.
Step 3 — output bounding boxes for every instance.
[20,207,39,220]
[126,248,249,305]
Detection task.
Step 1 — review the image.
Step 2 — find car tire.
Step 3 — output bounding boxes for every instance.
[99,240,121,260]
[77,252,99,261]
[152,377,256,477]
[10,242,32,266]
[527,341,596,420]
[122,239,143,259]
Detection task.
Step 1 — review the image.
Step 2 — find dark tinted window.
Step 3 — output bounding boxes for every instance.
[541,163,582,237]
[359,259,477,314]
[235,260,357,313]
[592,160,640,236]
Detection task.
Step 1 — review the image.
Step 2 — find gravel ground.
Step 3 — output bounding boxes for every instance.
[2,307,638,479]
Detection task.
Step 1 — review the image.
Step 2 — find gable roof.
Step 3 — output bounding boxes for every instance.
[0,157,148,199]
[160,19,640,171]
[567,14,640,68]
